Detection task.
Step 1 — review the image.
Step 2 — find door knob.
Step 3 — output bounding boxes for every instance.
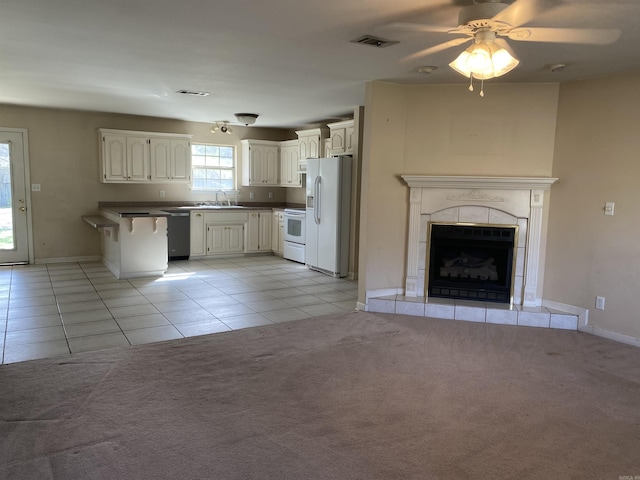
[19,207,26,212]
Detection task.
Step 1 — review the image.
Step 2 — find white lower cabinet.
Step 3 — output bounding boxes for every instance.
[190,211,205,257]
[271,210,284,256]
[190,210,274,256]
[207,224,244,254]
[247,211,272,252]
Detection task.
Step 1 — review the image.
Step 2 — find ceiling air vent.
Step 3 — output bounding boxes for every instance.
[176,89,210,97]
[351,35,398,48]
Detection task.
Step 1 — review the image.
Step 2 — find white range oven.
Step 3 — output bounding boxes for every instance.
[283,208,306,264]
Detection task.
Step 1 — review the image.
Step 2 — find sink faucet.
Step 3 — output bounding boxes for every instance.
[215,190,227,206]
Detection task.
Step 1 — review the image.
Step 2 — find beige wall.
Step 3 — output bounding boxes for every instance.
[545,71,640,339]
[358,81,560,301]
[0,105,296,261]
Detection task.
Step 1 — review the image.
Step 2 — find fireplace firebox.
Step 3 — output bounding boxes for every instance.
[427,223,518,304]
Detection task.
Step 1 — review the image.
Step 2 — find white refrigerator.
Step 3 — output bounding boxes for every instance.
[305,156,352,277]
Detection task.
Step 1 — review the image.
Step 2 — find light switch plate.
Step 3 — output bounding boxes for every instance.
[604,202,615,216]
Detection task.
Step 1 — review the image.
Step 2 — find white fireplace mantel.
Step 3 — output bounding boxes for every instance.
[402,175,558,190]
[401,175,558,307]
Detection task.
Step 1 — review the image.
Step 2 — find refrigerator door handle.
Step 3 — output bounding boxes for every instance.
[314,176,321,225]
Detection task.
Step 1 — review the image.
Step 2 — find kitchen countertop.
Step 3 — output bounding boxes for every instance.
[96,202,304,217]
[100,207,172,218]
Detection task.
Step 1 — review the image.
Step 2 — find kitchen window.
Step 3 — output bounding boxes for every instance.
[191,144,235,191]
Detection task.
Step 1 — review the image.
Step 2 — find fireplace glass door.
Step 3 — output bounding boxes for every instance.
[427,223,517,304]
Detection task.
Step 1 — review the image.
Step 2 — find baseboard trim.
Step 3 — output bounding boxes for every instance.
[366,288,402,301]
[579,324,640,348]
[35,255,101,265]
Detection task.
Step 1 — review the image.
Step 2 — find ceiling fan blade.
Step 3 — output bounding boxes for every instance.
[492,0,555,28]
[507,27,621,45]
[401,37,471,62]
[381,22,455,34]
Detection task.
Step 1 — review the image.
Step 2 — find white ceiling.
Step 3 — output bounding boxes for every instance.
[2,0,640,129]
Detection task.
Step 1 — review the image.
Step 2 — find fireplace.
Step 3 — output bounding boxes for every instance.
[366,176,580,331]
[427,223,517,304]
[401,176,557,307]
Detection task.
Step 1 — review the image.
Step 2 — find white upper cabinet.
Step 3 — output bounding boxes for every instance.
[99,129,192,184]
[296,127,328,161]
[150,137,191,183]
[101,133,128,182]
[101,132,151,183]
[279,139,301,187]
[241,140,280,186]
[327,120,355,155]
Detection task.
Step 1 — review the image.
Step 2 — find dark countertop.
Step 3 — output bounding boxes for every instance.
[95,202,304,217]
[99,207,172,218]
[99,201,304,209]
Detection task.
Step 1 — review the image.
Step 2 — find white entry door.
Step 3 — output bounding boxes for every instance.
[0,129,31,264]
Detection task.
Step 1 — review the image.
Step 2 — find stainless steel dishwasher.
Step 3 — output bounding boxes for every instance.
[163,210,191,260]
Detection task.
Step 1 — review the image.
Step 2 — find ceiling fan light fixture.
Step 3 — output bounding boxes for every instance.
[234,113,259,126]
[449,31,519,80]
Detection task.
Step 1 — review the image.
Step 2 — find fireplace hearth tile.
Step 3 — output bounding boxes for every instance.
[455,303,487,323]
[396,295,426,303]
[366,294,578,331]
[368,297,396,314]
[396,299,426,317]
[486,307,519,325]
[550,313,578,330]
[425,300,455,320]
[518,310,551,328]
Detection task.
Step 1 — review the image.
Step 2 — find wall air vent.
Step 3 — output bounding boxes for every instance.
[350,35,399,48]
[176,89,210,97]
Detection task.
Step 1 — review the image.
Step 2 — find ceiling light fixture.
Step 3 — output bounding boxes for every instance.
[211,121,232,134]
[234,113,259,126]
[449,29,519,96]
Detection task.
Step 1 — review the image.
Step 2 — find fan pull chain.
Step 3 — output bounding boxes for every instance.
[467,76,486,97]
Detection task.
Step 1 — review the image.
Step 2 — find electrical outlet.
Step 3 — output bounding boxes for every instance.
[159,190,165,198]
[268,192,273,199]
[31,184,41,191]
[595,296,605,310]
[249,192,255,199]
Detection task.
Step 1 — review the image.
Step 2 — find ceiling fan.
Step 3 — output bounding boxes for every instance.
[389,0,621,86]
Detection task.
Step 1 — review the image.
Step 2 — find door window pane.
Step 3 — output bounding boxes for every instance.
[0,143,14,250]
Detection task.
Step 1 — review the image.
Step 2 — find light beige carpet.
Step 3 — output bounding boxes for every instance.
[1,311,639,479]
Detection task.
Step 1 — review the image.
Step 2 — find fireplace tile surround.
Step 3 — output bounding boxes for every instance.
[368,296,579,330]
[366,175,580,331]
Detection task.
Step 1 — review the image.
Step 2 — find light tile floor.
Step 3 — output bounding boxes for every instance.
[0,256,358,364]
